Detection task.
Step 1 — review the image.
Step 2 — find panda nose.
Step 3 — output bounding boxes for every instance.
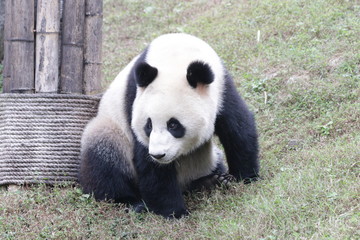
[150,153,166,160]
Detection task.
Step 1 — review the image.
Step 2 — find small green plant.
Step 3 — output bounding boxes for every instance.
[252,78,267,93]
[319,121,334,136]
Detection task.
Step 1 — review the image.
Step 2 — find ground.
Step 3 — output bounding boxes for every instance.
[0,0,359,239]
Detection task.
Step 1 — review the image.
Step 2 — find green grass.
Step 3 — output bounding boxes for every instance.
[1,0,360,239]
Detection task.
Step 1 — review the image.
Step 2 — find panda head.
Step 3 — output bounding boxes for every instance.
[131,60,220,164]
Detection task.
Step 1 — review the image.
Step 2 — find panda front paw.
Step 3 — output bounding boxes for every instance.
[214,173,236,187]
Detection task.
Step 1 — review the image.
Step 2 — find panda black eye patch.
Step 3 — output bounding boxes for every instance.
[144,118,152,137]
[167,118,185,138]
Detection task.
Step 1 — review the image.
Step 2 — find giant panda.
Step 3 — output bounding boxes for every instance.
[79,33,259,218]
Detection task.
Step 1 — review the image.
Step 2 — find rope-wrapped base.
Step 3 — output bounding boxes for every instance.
[0,94,100,185]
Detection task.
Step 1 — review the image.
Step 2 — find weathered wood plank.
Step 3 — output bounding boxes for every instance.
[61,45,84,93]
[60,0,85,94]
[35,0,61,93]
[84,0,103,94]
[2,0,12,93]
[9,0,35,93]
[0,0,5,61]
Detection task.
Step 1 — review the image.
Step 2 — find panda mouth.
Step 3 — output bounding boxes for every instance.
[151,157,173,164]
[149,154,176,164]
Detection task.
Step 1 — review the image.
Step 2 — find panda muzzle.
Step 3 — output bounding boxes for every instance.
[150,153,166,160]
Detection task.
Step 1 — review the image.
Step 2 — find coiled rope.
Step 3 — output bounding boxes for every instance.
[0,94,100,185]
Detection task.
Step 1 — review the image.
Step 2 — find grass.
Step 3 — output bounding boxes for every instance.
[1,0,360,239]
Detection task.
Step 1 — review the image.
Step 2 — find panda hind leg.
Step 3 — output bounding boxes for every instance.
[79,124,139,204]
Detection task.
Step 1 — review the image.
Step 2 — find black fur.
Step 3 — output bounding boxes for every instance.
[167,118,186,138]
[124,50,189,218]
[133,141,188,218]
[79,138,140,203]
[144,118,152,137]
[134,62,158,87]
[215,71,259,182]
[186,61,214,88]
[81,44,259,219]
[125,49,148,125]
[187,161,228,192]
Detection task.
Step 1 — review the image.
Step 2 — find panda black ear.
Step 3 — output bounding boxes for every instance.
[134,62,158,87]
[186,61,214,88]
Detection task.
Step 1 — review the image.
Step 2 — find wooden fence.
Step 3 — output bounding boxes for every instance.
[3,0,103,94]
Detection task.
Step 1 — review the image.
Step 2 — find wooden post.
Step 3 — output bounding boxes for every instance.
[2,0,12,93]
[9,0,35,93]
[35,0,61,93]
[84,0,103,94]
[60,0,85,94]
[0,0,5,61]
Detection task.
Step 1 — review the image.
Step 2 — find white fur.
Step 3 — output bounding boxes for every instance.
[81,56,140,175]
[131,33,225,166]
[175,140,221,188]
[85,33,227,186]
